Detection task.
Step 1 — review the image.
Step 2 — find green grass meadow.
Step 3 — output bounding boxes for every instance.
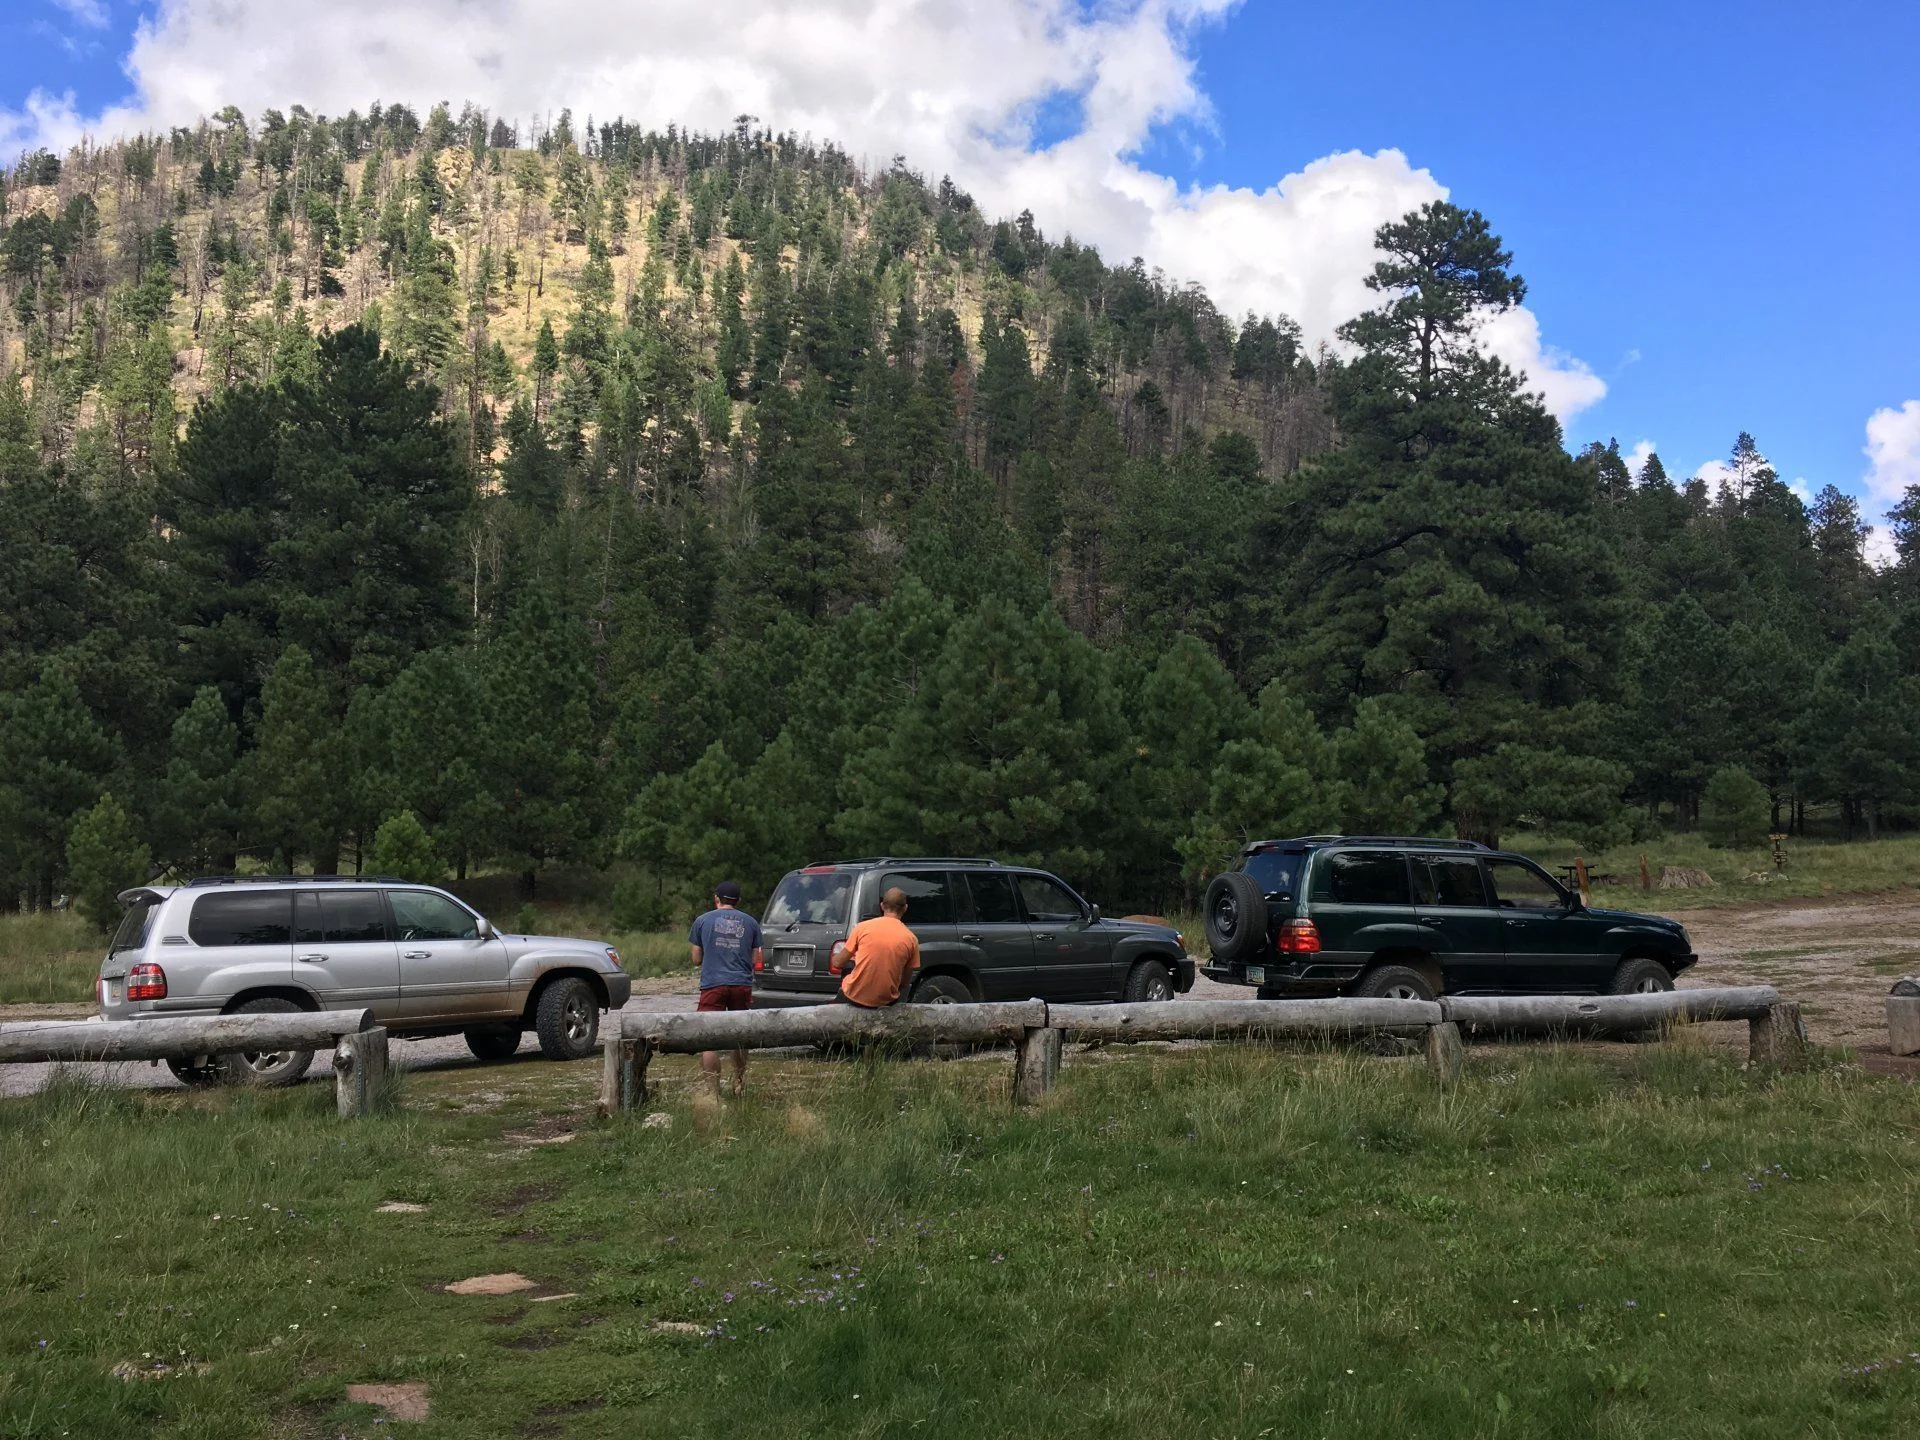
[3,1039,1918,1438]
[1509,833,1920,911]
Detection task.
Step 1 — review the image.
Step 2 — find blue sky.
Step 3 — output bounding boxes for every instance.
[4,0,1917,524]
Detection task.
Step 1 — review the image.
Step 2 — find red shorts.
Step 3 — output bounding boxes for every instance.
[697,985,754,1012]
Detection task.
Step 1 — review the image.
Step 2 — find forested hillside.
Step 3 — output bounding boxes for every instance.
[2,102,1915,918]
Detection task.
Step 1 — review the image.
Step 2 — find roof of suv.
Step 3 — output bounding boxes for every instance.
[804,857,1006,869]
[1242,835,1491,853]
[184,874,411,886]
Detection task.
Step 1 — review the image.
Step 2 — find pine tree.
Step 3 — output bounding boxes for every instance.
[154,686,241,873]
[245,646,344,871]
[368,809,444,883]
[65,792,151,931]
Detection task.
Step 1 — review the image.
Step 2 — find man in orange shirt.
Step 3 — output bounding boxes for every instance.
[831,887,920,1007]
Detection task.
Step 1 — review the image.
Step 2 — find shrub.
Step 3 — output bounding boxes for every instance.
[611,875,674,932]
[65,793,151,932]
[513,902,543,934]
[368,810,443,884]
[1701,766,1769,848]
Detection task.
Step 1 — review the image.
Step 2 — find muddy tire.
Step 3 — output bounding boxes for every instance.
[1354,965,1436,1002]
[1608,958,1673,995]
[465,1025,523,1063]
[212,997,314,1087]
[1124,960,1175,1003]
[534,977,600,1061]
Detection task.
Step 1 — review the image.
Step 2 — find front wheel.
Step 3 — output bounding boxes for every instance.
[1124,960,1175,1003]
[212,998,315,1087]
[1608,958,1674,995]
[534,978,600,1061]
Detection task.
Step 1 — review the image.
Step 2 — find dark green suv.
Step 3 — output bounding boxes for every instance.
[753,858,1195,1007]
[1199,836,1695,1001]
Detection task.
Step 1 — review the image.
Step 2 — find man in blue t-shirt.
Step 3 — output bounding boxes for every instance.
[688,880,763,1097]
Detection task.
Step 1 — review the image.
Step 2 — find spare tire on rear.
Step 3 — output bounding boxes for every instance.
[1203,871,1268,963]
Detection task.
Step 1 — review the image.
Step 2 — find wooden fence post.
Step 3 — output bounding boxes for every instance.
[597,1037,648,1117]
[1012,1026,1061,1106]
[1748,1003,1808,1069]
[1424,1021,1463,1085]
[334,1028,389,1119]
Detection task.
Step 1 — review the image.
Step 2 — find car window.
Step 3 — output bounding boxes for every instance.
[388,889,479,941]
[764,870,854,926]
[1487,859,1566,911]
[1414,858,1490,908]
[294,889,391,944]
[1242,849,1302,896]
[109,895,159,955]
[189,892,292,947]
[877,871,955,926]
[965,872,1023,923]
[1018,874,1084,924]
[1318,852,1411,906]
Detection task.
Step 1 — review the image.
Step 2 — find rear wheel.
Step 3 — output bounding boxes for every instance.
[464,1024,523,1063]
[165,1057,220,1088]
[910,974,972,1005]
[1354,965,1436,1002]
[1124,960,1175,1003]
[534,977,600,1061]
[212,998,314,1088]
[1608,958,1673,995]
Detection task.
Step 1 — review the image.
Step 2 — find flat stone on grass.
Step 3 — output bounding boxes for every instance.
[346,1382,431,1421]
[445,1272,536,1296]
[376,1201,429,1214]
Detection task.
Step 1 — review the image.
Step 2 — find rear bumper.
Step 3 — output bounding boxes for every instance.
[1200,958,1364,996]
[751,985,838,1009]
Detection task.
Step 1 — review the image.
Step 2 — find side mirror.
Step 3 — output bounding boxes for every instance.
[477,916,497,940]
[1089,904,1101,923]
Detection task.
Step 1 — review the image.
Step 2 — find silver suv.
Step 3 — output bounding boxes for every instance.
[98,877,631,1086]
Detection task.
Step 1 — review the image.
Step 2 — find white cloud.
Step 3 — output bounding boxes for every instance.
[1624,439,1656,479]
[1,0,1606,421]
[1862,400,1920,566]
[51,0,111,29]
[1863,400,1920,507]
[1693,458,1736,496]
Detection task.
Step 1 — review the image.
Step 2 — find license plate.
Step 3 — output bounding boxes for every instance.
[774,946,814,975]
[1245,966,1265,985]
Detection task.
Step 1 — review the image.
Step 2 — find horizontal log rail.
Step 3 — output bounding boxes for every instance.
[1050,997,1441,1042]
[0,1009,375,1064]
[619,1000,1046,1052]
[1439,986,1781,1032]
[599,985,1807,1114]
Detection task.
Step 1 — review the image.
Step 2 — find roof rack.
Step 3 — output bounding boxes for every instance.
[809,857,1003,868]
[186,874,407,886]
[1247,836,1490,852]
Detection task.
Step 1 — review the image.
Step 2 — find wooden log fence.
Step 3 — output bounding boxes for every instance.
[598,986,1806,1113]
[0,1010,390,1118]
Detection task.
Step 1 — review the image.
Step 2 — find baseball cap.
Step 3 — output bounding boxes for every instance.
[713,880,742,902]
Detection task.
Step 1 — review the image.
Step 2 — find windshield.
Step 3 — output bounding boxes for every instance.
[764,871,854,928]
[1242,849,1303,897]
[108,896,159,956]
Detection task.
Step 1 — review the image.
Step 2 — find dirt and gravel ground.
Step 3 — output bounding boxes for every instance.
[4,895,1914,1096]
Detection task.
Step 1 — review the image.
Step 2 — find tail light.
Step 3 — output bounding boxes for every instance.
[1276,919,1320,955]
[753,955,764,973]
[125,963,168,1001]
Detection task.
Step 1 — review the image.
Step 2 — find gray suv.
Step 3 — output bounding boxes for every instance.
[98,877,632,1086]
[753,858,1194,1007]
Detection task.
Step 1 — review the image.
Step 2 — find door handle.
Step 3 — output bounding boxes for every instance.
[403,950,431,960]
[960,934,982,943]
[297,953,328,963]
[1034,933,1054,942]
[1504,920,1524,928]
